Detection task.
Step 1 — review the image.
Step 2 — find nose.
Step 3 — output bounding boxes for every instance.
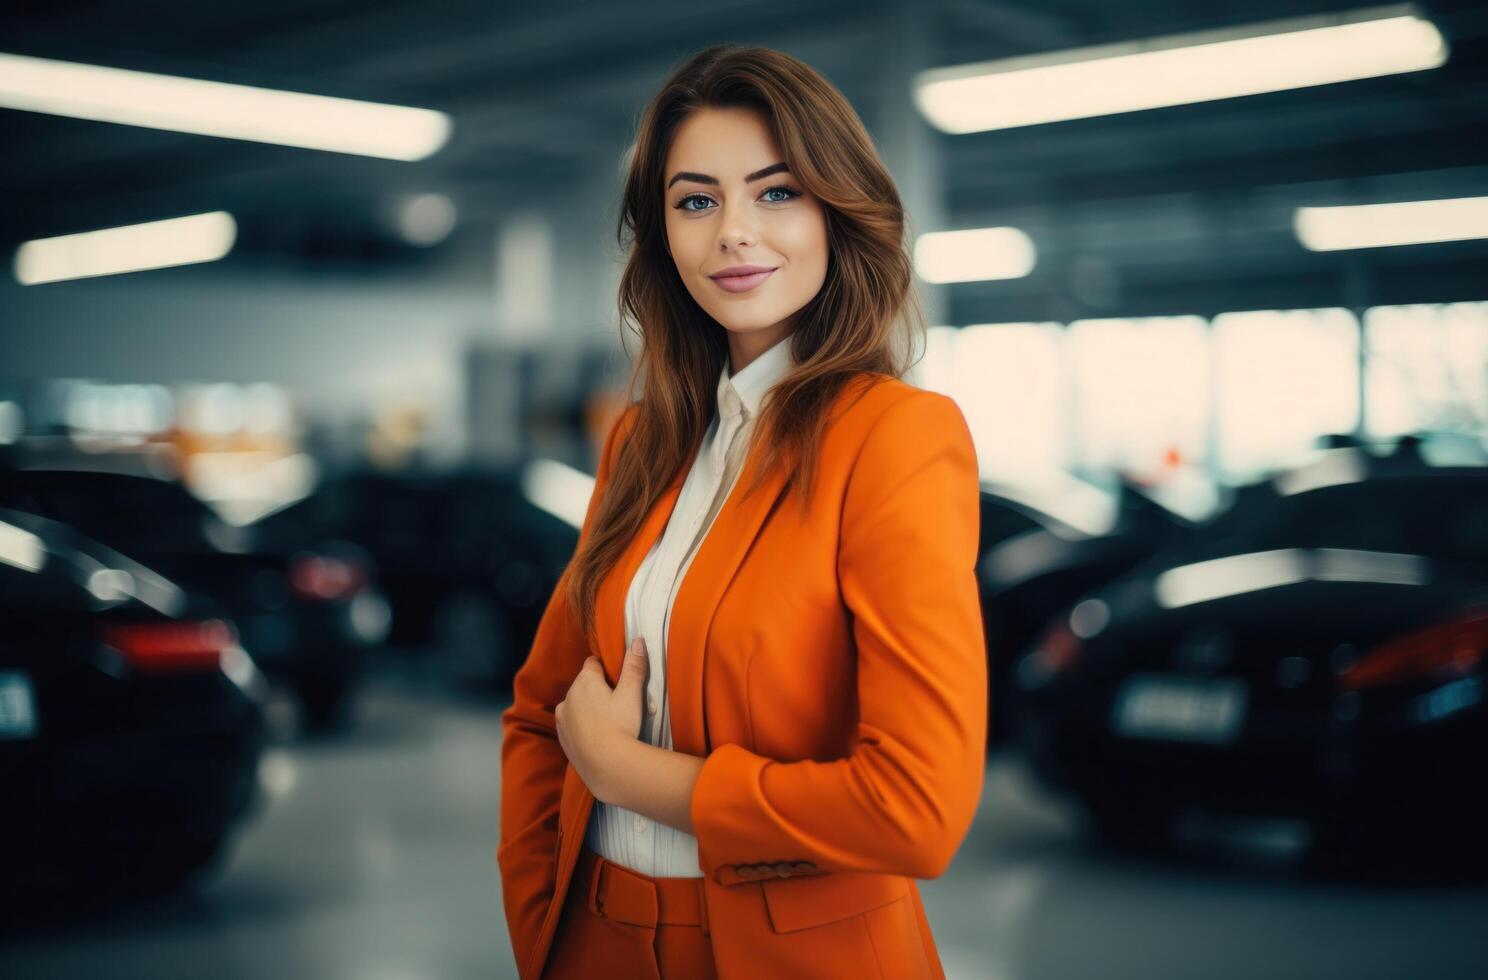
[715,193,757,250]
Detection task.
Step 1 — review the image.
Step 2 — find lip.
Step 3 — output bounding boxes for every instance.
[710,264,776,278]
[709,266,777,293]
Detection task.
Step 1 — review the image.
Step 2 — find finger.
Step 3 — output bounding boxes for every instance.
[614,636,649,699]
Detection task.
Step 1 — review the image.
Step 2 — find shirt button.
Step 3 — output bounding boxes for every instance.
[646,695,657,715]
[634,815,647,834]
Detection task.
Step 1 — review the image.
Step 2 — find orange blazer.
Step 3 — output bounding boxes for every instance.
[498,373,987,979]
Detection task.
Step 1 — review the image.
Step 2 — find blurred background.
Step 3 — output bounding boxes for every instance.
[3,1,1488,977]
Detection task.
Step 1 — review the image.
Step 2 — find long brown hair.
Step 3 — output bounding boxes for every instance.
[565,43,926,639]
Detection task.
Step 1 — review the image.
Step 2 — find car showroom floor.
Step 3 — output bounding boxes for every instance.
[4,659,1488,980]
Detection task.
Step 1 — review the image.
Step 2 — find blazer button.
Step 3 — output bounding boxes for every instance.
[792,861,814,872]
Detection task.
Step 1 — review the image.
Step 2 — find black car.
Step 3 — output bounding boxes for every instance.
[0,507,267,911]
[0,467,389,730]
[252,467,580,691]
[1016,467,1488,871]
[977,478,1197,744]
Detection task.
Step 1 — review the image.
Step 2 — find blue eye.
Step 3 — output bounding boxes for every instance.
[675,184,802,212]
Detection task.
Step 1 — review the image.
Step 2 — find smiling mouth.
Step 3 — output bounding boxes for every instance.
[710,268,776,293]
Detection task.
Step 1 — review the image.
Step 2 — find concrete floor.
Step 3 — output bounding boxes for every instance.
[4,664,1488,980]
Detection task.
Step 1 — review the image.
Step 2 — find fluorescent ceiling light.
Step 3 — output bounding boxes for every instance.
[914,227,1036,283]
[914,3,1448,133]
[15,211,237,285]
[0,52,451,160]
[1294,195,1488,250]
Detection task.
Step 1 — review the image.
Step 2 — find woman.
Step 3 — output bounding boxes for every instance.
[498,43,986,980]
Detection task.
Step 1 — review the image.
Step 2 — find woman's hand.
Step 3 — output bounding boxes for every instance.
[554,637,649,803]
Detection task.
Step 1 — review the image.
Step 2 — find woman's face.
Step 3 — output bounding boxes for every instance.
[662,106,828,370]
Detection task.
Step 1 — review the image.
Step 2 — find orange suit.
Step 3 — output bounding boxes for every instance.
[499,373,987,979]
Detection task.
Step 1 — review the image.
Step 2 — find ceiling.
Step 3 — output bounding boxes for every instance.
[3,0,1486,320]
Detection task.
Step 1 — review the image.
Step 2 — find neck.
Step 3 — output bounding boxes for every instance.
[727,322,794,376]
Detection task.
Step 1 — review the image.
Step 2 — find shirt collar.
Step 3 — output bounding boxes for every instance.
[717,333,795,421]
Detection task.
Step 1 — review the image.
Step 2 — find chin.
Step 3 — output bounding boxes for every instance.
[707,302,785,327]
[715,316,781,335]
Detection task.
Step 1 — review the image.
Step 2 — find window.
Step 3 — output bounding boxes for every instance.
[1212,308,1360,482]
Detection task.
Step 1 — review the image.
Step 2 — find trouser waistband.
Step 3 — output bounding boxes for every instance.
[577,844,710,937]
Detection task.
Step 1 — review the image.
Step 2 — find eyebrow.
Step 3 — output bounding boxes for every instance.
[667,161,790,190]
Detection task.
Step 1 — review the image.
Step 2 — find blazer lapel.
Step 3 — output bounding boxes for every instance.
[589,378,870,759]
[666,435,789,757]
[591,429,790,756]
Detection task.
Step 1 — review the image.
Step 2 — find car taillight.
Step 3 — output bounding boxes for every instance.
[98,619,238,674]
[1040,621,1083,672]
[288,554,364,601]
[1339,605,1488,691]
[1017,620,1084,691]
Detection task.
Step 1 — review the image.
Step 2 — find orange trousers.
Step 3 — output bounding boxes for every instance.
[541,845,719,979]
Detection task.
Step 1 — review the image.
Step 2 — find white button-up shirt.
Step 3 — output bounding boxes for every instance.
[582,332,795,877]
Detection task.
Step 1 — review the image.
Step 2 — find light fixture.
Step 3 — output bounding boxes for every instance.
[914,3,1447,134]
[914,227,1037,283]
[1294,195,1488,251]
[15,211,236,285]
[396,193,457,246]
[0,52,452,160]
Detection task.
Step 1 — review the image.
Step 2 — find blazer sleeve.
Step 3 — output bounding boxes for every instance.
[688,390,987,881]
[497,404,632,973]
